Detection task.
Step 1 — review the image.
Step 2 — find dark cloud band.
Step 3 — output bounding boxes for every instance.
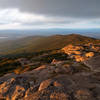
[0,0,100,18]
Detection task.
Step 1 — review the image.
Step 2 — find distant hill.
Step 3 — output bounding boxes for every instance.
[82,33,100,39]
[0,34,100,55]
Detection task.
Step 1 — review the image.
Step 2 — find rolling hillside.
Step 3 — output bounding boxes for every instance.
[0,34,100,55]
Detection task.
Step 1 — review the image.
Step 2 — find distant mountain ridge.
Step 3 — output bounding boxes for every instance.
[0,29,100,42]
[0,34,100,55]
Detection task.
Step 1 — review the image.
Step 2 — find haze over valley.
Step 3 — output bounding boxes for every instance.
[0,29,100,45]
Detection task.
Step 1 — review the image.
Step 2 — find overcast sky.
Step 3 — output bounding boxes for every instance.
[0,0,100,29]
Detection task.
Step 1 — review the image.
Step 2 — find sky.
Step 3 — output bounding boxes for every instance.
[0,0,100,30]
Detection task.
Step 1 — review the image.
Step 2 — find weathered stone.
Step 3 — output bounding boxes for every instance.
[74,89,94,100]
[11,85,25,100]
[38,79,53,91]
[53,81,62,87]
[50,92,69,100]
[85,52,94,58]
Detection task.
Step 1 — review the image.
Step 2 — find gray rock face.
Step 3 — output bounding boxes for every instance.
[74,89,95,100]
[84,55,100,71]
[0,56,100,100]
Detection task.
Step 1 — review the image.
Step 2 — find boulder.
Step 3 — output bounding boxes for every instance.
[74,55,86,62]
[38,79,53,91]
[0,78,15,96]
[53,81,62,87]
[11,85,25,100]
[0,76,31,100]
[85,52,94,58]
[51,59,64,66]
[74,89,94,100]
[50,92,69,100]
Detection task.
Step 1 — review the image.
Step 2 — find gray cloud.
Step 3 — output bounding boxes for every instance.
[0,0,100,19]
[0,0,100,29]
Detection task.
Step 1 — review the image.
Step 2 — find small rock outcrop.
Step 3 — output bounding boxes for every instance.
[74,89,95,100]
[62,44,83,56]
[85,52,94,58]
[0,76,30,100]
[38,79,53,91]
[62,44,100,62]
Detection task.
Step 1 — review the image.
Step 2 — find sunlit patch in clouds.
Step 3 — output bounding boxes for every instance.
[0,8,100,29]
[0,9,46,24]
[0,8,68,29]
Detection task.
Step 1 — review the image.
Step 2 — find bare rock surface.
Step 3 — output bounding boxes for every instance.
[0,65,100,100]
[84,55,100,71]
[0,44,100,100]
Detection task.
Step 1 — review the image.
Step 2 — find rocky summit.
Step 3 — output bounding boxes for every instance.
[0,43,100,100]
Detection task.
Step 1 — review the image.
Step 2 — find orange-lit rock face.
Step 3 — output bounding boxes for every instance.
[38,79,53,91]
[62,44,84,55]
[62,45,85,62]
[92,45,100,52]
[85,52,94,58]
[74,55,86,62]
[62,44,100,62]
